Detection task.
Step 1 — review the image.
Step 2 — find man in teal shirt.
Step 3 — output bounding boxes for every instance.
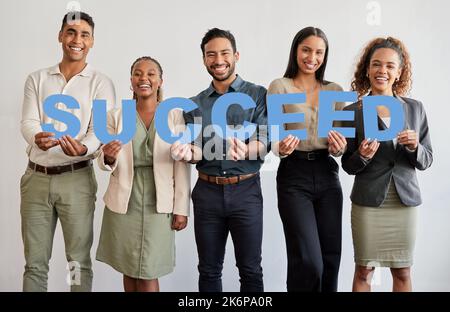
[174,28,268,292]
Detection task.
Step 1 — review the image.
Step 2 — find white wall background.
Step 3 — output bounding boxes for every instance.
[0,0,448,291]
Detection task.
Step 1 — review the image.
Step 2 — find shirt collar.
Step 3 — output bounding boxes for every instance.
[48,63,93,77]
[206,74,244,97]
[205,83,216,97]
[229,74,244,91]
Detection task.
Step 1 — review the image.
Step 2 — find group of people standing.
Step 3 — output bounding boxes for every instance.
[20,11,433,292]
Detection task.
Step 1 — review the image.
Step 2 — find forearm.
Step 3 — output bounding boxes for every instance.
[96,149,117,171]
[173,158,191,216]
[342,150,371,175]
[247,140,267,159]
[405,143,433,170]
[21,120,41,146]
[188,144,202,164]
[330,145,347,157]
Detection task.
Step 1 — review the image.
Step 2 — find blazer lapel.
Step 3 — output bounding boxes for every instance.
[397,95,410,131]
[395,96,410,155]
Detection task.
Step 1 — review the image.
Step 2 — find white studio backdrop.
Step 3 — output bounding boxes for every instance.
[0,0,449,291]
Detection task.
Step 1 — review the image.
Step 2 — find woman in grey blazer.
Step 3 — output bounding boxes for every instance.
[342,37,433,292]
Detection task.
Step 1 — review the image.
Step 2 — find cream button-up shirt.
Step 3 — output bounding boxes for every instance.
[21,64,116,166]
[268,77,345,155]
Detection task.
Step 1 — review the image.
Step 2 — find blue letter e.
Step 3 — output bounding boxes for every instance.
[267,93,307,142]
[317,91,356,138]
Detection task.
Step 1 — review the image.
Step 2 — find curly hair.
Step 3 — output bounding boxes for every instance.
[130,56,164,102]
[351,37,412,98]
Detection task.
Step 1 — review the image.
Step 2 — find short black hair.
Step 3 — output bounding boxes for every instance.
[200,28,237,55]
[60,11,95,34]
[284,26,329,84]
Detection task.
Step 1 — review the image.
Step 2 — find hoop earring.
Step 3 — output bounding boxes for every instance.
[156,87,161,103]
[130,85,134,92]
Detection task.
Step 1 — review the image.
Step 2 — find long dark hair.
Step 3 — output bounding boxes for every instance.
[283,26,329,84]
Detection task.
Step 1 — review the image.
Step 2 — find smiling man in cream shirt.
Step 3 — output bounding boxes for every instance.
[20,11,115,292]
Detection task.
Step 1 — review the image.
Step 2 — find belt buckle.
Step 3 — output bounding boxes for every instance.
[307,152,315,160]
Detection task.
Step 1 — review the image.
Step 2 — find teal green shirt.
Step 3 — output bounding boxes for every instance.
[184,75,268,177]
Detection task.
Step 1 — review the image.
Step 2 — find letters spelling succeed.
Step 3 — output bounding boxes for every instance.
[41,91,404,144]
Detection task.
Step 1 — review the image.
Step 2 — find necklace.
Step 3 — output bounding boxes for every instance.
[292,79,319,93]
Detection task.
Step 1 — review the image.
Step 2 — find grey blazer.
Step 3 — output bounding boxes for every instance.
[341,96,433,207]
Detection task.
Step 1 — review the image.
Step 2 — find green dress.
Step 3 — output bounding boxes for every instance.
[96,116,175,279]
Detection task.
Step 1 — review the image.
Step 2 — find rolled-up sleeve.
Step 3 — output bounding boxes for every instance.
[250,88,268,148]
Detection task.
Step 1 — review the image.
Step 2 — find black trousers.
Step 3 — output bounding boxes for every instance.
[192,174,264,292]
[277,153,343,292]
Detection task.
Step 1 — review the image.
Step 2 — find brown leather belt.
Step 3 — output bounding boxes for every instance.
[28,160,91,175]
[198,172,256,185]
